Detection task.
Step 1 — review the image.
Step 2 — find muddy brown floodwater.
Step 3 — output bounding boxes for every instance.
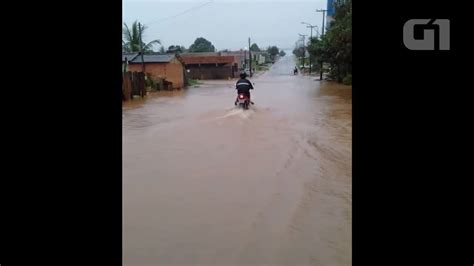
[123,54,352,266]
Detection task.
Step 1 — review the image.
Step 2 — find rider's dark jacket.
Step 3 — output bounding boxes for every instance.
[235,78,254,97]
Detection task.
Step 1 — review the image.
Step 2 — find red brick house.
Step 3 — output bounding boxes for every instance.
[127,54,186,89]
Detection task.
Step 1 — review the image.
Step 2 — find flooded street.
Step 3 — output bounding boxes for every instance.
[123,54,352,266]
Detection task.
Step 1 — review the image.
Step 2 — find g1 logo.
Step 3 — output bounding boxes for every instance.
[403,19,450,50]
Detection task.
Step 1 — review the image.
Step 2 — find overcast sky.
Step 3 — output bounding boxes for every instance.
[123,0,326,52]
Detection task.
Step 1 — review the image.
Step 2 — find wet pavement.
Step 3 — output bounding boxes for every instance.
[123,54,352,266]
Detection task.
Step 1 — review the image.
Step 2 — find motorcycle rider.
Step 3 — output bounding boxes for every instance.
[234,72,254,105]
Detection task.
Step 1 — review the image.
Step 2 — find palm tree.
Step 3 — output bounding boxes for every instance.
[122,40,129,52]
[123,20,161,53]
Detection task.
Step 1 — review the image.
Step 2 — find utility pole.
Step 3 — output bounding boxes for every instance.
[248,37,252,77]
[316,9,327,80]
[298,34,307,71]
[138,22,146,74]
[301,22,318,75]
[307,27,313,75]
[244,49,247,70]
[240,49,243,71]
[317,9,327,36]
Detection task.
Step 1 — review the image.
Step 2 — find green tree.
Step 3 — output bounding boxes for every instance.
[188,37,216,52]
[279,50,286,57]
[267,46,280,60]
[250,43,261,52]
[308,0,351,82]
[292,45,306,67]
[122,20,161,54]
[293,46,305,58]
[167,45,186,53]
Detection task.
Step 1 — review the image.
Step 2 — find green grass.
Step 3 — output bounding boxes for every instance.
[254,63,270,71]
[187,79,203,86]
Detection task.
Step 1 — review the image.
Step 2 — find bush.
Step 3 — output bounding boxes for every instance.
[343,74,352,85]
[145,74,156,89]
[187,79,202,86]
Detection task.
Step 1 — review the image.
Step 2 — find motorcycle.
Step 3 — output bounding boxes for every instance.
[235,93,250,110]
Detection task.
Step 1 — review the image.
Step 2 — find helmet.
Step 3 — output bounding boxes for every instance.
[240,72,247,79]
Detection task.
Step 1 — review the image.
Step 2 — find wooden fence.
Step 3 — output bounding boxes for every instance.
[122,71,146,101]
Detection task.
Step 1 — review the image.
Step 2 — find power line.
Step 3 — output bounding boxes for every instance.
[146,0,214,26]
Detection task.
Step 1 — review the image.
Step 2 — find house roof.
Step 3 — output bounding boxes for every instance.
[181,55,235,65]
[129,54,176,63]
[122,53,138,62]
